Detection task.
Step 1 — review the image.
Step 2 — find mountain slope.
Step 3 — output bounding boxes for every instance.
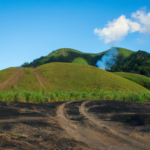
[113,72,150,90]
[110,50,150,77]
[34,62,149,93]
[21,47,135,68]
[1,63,150,93]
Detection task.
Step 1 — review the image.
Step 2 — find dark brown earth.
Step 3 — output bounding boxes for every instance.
[0,100,150,150]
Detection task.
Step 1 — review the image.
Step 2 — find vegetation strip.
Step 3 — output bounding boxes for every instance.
[0,89,150,103]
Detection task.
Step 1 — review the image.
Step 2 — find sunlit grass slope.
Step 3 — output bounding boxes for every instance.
[35,62,150,93]
[3,68,42,92]
[0,67,18,83]
[116,47,135,58]
[113,72,150,90]
[72,57,88,65]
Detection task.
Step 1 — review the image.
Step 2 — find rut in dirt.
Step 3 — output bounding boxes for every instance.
[32,69,45,89]
[0,68,24,91]
[57,100,150,150]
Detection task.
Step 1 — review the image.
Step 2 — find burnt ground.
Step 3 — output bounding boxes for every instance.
[0,100,150,150]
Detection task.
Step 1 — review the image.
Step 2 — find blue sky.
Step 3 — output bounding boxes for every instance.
[0,0,150,70]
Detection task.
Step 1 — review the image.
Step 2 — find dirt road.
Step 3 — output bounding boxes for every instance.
[0,100,150,150]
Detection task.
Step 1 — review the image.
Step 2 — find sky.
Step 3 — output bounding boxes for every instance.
[0,0,150,70]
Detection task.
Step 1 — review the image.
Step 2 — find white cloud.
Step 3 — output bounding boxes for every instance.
[94,9,150,43]
[132,10,150,34]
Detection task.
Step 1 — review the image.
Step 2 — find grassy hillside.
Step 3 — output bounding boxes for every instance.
[21,47,135,68]
[0,63,150,103]
[3,68,41,92]
[116,47,135,58]
[1,63,149,94]
[72,57,88,65]
[0,67,19,83]
[113,72,150,90]
[34,62,149,94]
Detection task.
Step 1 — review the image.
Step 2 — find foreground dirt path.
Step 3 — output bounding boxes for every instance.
[0,68,24,91]
[0,100,150,150]
[57,101,150,150]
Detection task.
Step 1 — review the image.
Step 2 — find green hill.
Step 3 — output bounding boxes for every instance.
[21,47,135,68]
[113,72,150,90]
[72,57,88,65]
[116,47,135,58]
[1,63,150,94]
[19,62,150,94]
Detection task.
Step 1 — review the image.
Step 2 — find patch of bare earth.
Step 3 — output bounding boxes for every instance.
[0,100,150,149]
[0,68,24,91]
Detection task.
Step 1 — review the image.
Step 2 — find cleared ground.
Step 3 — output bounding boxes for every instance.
[0,100,150,150]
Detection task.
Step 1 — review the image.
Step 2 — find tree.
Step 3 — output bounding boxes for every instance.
[21,62,30,67]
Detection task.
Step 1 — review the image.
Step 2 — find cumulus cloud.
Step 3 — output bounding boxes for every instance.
[94,9,150,43]
[132,10,150,34]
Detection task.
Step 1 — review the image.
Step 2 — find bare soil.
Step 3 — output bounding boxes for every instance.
[0,100,150,150]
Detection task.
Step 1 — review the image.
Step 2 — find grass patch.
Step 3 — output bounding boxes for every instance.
[0,89,150,103]
[3,68,42,92]
[72,57,88,65]
[113,72,150,90]
[116,47,135,58]
[0,67,18,83]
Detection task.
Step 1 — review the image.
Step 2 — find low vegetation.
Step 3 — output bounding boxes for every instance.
[0,89,150,103]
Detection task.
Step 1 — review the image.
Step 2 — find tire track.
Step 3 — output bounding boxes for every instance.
[32,69,45,89]
[57,100,150,150]
[80,100,150,150]
[57,101,107,150]
[0,68,24,91]
[57,101,146,150]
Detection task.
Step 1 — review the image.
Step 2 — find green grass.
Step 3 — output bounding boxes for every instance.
[36,62,150,93]
[3,68,42,92]
[0,67,18,83]
[116,47,135,58]
[0,89,149,103]
[113,72,150,90]
[72,57,88,65]
[47,47,134,59]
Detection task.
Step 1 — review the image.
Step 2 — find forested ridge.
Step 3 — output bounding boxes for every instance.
[109,50,150,77]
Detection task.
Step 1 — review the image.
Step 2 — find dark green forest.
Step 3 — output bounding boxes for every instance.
[109,50,150,77]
